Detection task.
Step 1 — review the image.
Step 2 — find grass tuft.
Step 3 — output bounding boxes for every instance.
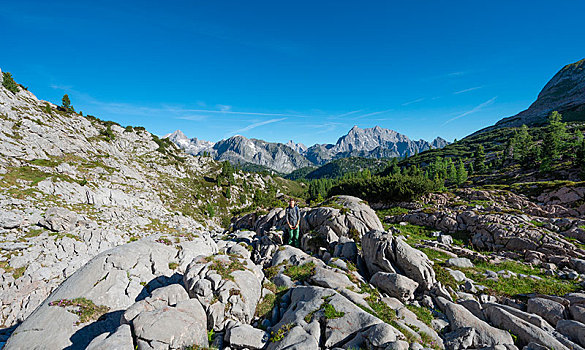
[49,297,109,325]
[283,261,315,281]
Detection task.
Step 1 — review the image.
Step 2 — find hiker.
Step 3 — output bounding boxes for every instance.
[285,198,301,247]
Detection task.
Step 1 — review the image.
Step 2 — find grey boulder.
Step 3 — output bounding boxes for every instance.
[436,296,514,347]
[527,297,566,327]
[86,324,134,350]
[133,298,208,350]
[225,324,269,349]
[446,257,474,269]
[39,207,79,232]
[484,304,570,350]
[4,239,186,350]
[0,210,22,229]
[362,230,436,290]
[370,272,418,302]
[557,319,585,347]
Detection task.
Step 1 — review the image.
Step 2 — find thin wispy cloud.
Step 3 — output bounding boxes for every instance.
[334,110,364,118]
[442,97,497,126]
[228,118,287,137]
[402,98,425,106]
[50,84,73,90]
[354,109,393,119]
[50,84,310,119]
[423,70,473,82]
[447,71,466,77]
[454,86,483,94]
[308,121,345,135]
[179,109,308,118]
[176,115,210,122]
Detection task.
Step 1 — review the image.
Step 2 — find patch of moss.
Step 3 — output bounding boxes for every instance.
[323,301,345,319]
[406,305,434,327]
[49,297,109,324]
[359,283,397,323]
[283,261,316,282]
[376,207,410,219]
[433,264,460,292]
[209,256,246,281]
[454,260,579,297]
[29,158,61,167]
[12,266,26,279]
[256,293,277,319]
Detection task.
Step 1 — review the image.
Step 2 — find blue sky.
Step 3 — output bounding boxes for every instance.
[2,1,584,145]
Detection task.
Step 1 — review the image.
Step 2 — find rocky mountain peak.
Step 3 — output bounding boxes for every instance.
[169,126,448,172]
[285,140,308,155]
[483,57,585,131]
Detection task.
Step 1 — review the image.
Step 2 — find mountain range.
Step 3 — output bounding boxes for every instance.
[166,126,448,173]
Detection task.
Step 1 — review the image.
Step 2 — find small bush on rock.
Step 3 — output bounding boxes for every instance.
[270,323,295,342]
[2,72,19,94]
[283,261,315,281]
[49,297,109,325]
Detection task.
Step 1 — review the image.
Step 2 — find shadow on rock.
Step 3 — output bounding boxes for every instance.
[65,310,124,350]
[135,272,184,303]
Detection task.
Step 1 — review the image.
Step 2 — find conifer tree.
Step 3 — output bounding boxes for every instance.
[577,137,585,174]
[455,159,468,185]
[515,124,533,166]
[541,111,567,171]
[62,94,74,112]
[473,145,487,174]
[448,161,457,183]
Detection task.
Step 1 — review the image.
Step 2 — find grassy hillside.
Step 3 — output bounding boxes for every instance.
[286,157,388,180]
[400,119,585,184]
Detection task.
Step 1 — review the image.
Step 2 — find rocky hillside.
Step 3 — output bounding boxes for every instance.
[481,58,585,132]
[168,126,447,173]
[0,74,302,336]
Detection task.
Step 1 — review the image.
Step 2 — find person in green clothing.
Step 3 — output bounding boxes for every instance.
[285,198,301,247]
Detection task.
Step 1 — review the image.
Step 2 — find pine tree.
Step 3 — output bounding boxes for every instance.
[572,129,584,149]
[540,111,567,172]
[473,145,487,174]
[448,161,457,183]
[455,159,468,185]
[503,137,515,165]
[515,124,533,166]
[577,137,585,174]
[62,94,74,112]
[543,111,567,160]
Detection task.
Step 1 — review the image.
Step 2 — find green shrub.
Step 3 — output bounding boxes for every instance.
[270,323,295,342]
[329,174,440,202]
[209,256,246,281]
[49,297,109,324]
[283,261,316,281]
[323,301,345,319]
[2,72,19,93]
[406,305,434,326]
[99,125,115,141]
